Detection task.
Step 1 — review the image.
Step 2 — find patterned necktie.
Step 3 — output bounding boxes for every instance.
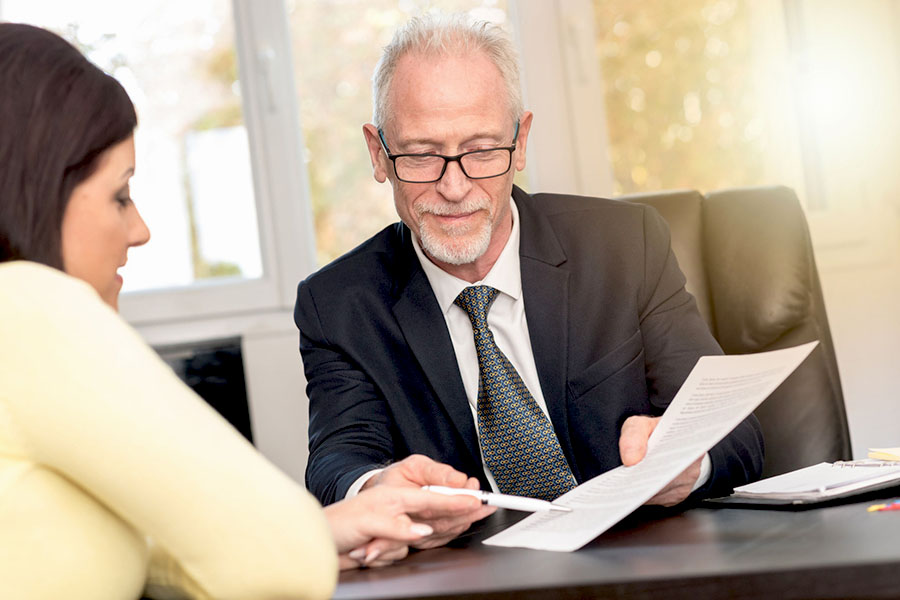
[455,285,575,500]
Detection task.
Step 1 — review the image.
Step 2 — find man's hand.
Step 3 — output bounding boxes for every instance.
[361,454,496,548]
[619,415,702,507]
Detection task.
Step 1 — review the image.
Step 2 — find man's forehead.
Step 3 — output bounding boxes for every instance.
[387,118,510,149]
[385,52,510,143]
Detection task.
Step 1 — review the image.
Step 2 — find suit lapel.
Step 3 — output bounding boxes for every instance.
[391,232,483,470]
[514,187,579,479]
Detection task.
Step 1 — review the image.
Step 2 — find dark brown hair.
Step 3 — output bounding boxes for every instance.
[0,22,137,267]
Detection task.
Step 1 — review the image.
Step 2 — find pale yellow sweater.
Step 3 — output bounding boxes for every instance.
[0,261,337,599]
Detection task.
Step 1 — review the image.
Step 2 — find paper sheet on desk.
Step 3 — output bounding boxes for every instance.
[483,341,819,552]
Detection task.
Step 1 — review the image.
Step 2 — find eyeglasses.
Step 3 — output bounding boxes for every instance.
[377,122,520,184]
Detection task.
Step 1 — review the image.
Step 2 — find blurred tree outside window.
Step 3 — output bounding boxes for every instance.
[592,0,805,198]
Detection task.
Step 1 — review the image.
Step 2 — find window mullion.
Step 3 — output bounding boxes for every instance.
[508,0,614,197]
[232,0,318,309]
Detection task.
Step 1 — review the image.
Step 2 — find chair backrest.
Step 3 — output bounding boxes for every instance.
[624,186,852,477]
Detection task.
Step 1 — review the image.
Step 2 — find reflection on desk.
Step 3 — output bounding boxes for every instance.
[336,498,900,599]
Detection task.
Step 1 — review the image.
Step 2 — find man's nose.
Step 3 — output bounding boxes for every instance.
[435,159,472,200]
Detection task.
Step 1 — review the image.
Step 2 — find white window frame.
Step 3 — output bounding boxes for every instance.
[120,0,317,347]
[508,0,614,198]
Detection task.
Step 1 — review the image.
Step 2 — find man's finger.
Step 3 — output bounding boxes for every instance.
[391,454,471,488]
[418,457,470,487]
[463,476,482,490]
[619,415,658,466]
[390,486,485,517]
[645,456,703,505]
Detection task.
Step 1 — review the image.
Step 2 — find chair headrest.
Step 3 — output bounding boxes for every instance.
[703,186,813,352]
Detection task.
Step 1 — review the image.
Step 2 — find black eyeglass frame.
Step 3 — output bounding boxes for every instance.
[377,122,520,184]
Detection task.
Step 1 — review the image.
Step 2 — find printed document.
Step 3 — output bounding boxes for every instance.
[483,341,819,552]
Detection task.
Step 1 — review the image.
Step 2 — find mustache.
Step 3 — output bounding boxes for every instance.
[415,198,491,218]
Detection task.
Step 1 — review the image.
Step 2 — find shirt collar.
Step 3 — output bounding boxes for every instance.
[411,197,522,315]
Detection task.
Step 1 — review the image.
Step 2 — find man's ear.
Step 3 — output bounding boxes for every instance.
[513,111,534,172]
[363,123,389,183]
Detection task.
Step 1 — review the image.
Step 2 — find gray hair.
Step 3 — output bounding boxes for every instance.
[371,12,524,130]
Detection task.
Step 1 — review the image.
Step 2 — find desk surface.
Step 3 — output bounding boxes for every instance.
[336,495,900,599]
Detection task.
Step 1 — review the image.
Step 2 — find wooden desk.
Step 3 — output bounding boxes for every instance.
[336,497,900,599]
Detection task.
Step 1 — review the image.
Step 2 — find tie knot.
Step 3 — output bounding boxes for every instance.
[454,285,499,324]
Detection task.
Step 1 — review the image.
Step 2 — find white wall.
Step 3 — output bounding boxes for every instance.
[814,212,900,458]
[802,0,900,457]
[242,328,310,483]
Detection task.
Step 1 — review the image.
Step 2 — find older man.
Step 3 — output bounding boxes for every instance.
[295,14,763,548]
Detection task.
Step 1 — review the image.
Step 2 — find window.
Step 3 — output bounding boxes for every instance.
[587,0,900,220]
[3,0,319,329]
[4,1,524,326]
[3,0,264,291]
[781,0,900,213]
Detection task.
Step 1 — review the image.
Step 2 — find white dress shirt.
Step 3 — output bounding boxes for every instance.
[347,197,709,497]
[411,200,558,492]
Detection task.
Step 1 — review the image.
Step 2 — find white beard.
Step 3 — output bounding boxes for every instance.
[414,199,493,265]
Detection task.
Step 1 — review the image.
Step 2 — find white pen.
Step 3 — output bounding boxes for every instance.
[422,485,573,513]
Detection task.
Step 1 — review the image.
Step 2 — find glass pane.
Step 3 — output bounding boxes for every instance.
[2,0,263,291]
[286,0,510,266]
[591,0,805,197]
[781,1,900,212]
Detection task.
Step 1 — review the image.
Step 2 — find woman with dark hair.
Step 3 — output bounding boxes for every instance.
[0,23,142,273]
[0,23,485,600]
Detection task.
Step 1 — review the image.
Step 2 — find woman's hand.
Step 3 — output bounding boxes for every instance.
[360,455,496,549]
[323,479,490,569]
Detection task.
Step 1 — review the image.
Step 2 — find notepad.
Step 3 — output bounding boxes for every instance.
[868,447,900,461]
[716,461,900,505]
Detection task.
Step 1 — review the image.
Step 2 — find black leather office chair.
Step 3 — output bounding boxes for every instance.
[624,185,852,477]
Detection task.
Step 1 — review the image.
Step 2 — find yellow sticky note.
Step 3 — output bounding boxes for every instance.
[868,447,900,461]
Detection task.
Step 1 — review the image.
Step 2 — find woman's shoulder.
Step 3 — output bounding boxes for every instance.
[0,260,98,304]
[0,261,107,340]
[1,259,81,285]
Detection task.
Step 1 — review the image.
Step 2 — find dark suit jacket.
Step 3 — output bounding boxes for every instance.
[295,186,764,505]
